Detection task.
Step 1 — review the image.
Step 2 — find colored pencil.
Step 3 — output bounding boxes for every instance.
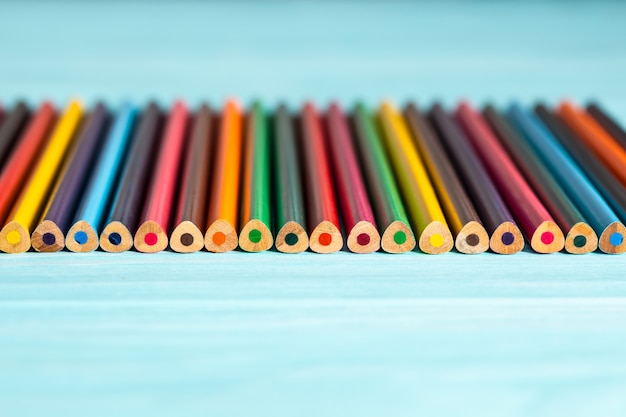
[508,105,625,254]
[456,103,564,253]
[484,106,597,254]
[31,104,109,252]
[352,103,415,253]
[65,104,136,252]
[169,104,213,253]
[0,101,29,170]
[204,100,243,253]
[586,103,626,151]
[0,103,55,228]
[134,101,188,253]
[99,103,162,252]
[536,104,626,249]
[558,102,626,188]
[378,102,453,254]
[299,102,343,253]
[273,104,309,253]
[239,102,273,252]
[326,103,380,253]
[0,101,82,253]
[405,103,489,254]
[429,104,524,254]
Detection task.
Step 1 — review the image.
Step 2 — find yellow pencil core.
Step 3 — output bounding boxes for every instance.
[6,231,21,245]
[429,234,444,248]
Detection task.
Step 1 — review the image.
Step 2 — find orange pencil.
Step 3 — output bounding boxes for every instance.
[204,100,243,252]
[558,102,626,188]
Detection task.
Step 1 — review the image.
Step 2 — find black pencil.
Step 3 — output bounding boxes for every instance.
[429,104,524,254]
[99,103,162,252]
[586,103,626,151]
[0,101,30,170]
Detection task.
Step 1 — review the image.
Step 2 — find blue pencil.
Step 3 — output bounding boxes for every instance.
[508,104,626,254]
[65,103,137,252]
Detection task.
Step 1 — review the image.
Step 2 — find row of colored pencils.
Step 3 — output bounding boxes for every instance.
[0,99,625,255]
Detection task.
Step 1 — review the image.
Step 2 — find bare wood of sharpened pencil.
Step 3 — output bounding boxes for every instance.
[404,104,488,254]
[170,105,213,253]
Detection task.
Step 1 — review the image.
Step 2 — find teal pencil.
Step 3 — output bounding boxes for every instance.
[65,103,137,252]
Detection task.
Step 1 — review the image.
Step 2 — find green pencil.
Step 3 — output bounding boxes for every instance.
[239,102,273,252]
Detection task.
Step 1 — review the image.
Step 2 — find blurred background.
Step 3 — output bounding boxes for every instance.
[1,1,625,112]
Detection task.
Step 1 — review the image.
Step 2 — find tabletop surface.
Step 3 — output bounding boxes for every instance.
[1,2,626,417]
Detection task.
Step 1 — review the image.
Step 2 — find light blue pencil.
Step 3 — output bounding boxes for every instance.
[508,104,626,254]
[65,103,137,252]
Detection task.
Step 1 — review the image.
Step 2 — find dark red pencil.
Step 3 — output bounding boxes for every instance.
[326,102,380,253]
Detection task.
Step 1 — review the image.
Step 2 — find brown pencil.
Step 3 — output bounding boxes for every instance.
[170,104,213,253]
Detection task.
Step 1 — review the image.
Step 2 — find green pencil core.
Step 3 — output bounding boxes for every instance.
[249,229,262,243]
[573,235,587,248]
[285,233,298,246]
[393,231,407,245]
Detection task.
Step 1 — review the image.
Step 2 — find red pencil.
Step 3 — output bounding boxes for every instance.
[0,102,56,226]
[134,101,189,253]
[326,103,380,253]
[300,102,343,253]
[456,102,564,253]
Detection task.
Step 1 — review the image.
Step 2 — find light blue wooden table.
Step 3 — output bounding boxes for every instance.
[1,2,626,416]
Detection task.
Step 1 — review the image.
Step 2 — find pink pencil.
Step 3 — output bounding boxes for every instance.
[134,101,189,253]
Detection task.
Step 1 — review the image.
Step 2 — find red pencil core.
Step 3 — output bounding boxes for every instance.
[540,232,554,245]
[144,233,158,246]
[356,233,370,246]
[319,233,332,246]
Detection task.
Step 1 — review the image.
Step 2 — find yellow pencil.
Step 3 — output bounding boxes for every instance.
[0,101,83,253]
[378,102,453,254]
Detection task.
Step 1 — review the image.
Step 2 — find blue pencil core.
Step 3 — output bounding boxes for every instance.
[108,232,122,245]
[42,233,56,245]
[74,231,88,245]
[610,232,623,247]
[501,232,514,246]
